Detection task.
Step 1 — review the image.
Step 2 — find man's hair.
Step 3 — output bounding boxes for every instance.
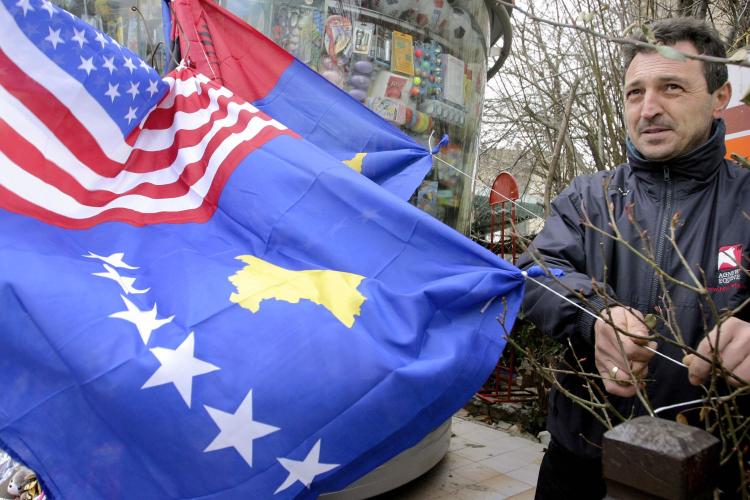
[623,17,728,93]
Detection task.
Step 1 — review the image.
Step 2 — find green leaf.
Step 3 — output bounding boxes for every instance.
[655,45,688,61]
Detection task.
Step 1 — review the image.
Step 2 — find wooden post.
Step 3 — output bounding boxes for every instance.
[602,416,720,500]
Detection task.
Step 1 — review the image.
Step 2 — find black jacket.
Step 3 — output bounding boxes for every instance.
[519,120,750,458]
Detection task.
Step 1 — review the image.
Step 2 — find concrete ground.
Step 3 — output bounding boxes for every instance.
[373,414,544,499]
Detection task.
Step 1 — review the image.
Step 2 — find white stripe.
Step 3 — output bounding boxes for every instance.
[0,112,286,217]
[134,82,264,152]
[725,129,750,141]
[0,3,130,162]
[2,83,285,193]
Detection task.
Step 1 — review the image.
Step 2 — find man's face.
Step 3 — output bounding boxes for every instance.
[624,40,730,161]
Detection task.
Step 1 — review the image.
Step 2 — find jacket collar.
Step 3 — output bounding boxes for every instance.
[627,119,726,181]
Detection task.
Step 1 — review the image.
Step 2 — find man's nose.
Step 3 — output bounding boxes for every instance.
[640,90,663,120]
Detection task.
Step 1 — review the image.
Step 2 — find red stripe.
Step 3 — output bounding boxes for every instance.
[140,85,253,131]
[1,50,270,177]
[173,0,293,103]
[1,115,295,205]
[0,48,125,177]
[0,131,298,229]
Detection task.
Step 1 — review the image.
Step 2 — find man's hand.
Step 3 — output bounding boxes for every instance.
[685,317,750,386]
[595,306,656,397]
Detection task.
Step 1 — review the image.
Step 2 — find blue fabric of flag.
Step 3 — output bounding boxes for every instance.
[0,2,526,498]
[168,0,436,201]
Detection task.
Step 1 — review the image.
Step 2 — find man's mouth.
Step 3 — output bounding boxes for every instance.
[641,126,671,134]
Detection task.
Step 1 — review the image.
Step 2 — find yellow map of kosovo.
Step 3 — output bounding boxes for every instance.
[228,255,366,328]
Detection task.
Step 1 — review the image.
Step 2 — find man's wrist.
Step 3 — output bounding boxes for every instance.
[576,296,607,345]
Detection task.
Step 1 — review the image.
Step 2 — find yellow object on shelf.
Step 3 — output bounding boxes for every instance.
[391,30,414,76]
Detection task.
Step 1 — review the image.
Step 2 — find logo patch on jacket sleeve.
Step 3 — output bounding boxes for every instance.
[718,244,742,270]
[711,244,744,292]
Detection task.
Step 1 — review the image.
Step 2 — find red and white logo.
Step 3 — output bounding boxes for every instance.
[718,244,742,271]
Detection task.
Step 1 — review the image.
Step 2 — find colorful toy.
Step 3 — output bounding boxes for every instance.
[347,56,375,101]
[366,96,411,125]
[410,40,443,101]
[323,15,352,58]
[5,466,42,500]
[418,99,465,126]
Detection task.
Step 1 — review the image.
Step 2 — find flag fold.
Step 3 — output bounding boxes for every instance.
[169,0,435,200]
[0,2,524,498]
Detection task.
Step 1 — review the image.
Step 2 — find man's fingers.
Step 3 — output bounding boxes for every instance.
[688,339,713,385]
[727,357,750,387]
[620,340,658,363]
[598,363,639,396]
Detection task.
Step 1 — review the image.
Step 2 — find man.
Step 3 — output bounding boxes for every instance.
[519,17,750,499]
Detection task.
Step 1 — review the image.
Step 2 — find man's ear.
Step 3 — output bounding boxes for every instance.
[712,81,732,118]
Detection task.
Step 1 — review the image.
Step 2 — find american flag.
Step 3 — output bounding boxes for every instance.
[0,0,296,228]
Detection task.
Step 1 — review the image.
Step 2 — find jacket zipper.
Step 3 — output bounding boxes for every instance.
[647,167,673,312]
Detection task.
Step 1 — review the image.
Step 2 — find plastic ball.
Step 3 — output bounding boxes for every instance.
[414,48,423,58]
[443,7,474,42]
[353,60,373,74]
[421,60,431,70]
[415,0,448,30]
[348,88,367,101]
[413,76,421,85]
[410,86,420,96]
[370,0,417,20]
[350,74,371,89]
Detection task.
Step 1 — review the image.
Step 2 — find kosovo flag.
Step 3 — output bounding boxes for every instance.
[0,1,524,498]
[168,0,436,200]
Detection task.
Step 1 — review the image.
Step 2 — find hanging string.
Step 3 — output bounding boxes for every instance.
[427,134,543,222]
[425,139,690,370]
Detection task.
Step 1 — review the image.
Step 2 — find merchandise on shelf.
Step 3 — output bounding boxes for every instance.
[370,0,418,22]
[390,30,415,76]
[415,0,449,30]
[418,99,464,126]
[272,3,325,65]
[410,40,443,100]
[442,6,474,45]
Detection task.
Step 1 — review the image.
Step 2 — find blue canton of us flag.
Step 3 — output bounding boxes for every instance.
[12,0,166,134]
[0,1,527,498]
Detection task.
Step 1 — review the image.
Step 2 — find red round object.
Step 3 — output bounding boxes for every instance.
[414,48,423,58]
[410,86,420,96]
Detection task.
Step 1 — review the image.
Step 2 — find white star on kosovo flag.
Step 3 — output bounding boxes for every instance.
[109,295,173,344]
[275,439,339,494]
[84,251,138,269]
[92,263,149,294]
[141,332,219,407]
[204,389,280,467]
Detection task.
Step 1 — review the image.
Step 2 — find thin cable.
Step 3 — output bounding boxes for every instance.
[653,395,733,414]
[431,153,543,221]
[523,272,687,369]
[643,345,687,368]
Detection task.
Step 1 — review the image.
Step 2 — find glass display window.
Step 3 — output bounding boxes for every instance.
[52,0,493,234]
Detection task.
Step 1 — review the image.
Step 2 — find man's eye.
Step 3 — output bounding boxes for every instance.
[626,89,641,98]
[665,84,683,92]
